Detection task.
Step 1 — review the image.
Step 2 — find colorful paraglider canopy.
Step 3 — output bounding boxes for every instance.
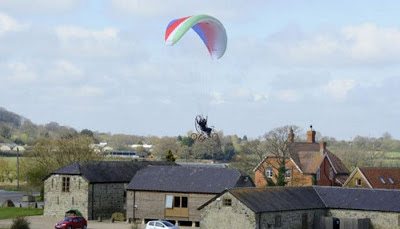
[165,14,227,60]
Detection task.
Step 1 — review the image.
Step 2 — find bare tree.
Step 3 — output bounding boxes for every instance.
[263,125,301,186]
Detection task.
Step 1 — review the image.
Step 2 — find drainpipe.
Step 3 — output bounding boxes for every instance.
[133,191,136,220]
[91,184,94,220]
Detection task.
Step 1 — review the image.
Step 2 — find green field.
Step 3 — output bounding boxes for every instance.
[385,152,400,158]
[0,157,17,163]
[0,207,43,219]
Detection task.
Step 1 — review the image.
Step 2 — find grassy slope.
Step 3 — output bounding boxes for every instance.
[0,207,43,219]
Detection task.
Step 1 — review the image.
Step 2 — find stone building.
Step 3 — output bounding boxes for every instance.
[126,166,254,227]
[44,160,176,220]
[254,126,349,187]
[200,186,400,229]
[343,167,400,189]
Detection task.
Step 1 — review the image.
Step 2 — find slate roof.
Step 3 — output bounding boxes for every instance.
[201,186,400,213]
[126,166,254,194]
[226,186,325,213]
[314,186,400,212]
[359,167,400,189]
[48,161,178,183]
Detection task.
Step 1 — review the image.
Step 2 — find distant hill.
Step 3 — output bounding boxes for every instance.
[0,107,77,145]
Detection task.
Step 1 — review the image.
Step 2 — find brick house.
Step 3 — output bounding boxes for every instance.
[200,186,400,229]
[343,167,400,189]
[43,160,176,220]
[126,166,254,227]
[254,127,349,187]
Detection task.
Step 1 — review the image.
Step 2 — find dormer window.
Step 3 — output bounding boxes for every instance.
[316,168,321,181]
[265,167,273,178]
[356,178,362,186]
[329,168,333,181]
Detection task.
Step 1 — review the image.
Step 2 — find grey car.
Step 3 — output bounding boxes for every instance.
[145,221,179,229]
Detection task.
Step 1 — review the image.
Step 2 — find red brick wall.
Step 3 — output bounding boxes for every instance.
[316,157,335,186]
[254,158,313,187]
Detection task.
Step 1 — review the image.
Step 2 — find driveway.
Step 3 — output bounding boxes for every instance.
[0,215,194,229]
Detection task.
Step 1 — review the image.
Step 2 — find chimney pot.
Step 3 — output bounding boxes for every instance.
[307,125,316,143]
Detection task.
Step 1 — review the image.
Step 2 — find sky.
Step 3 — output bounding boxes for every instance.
[1,0,400,140]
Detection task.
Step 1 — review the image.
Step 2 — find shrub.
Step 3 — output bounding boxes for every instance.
[11,217,30,229]
[111,212,125,221]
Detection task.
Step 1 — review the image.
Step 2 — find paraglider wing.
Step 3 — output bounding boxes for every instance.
[165,14,227,60]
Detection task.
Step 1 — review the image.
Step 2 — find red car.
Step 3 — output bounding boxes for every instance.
[54,216,87,229]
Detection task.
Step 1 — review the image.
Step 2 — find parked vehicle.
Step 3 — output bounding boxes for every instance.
[54,216,87,229]
[145,220,179,229]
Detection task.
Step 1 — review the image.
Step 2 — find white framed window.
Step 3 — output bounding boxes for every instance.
[165,195,173,208]
[356,178,362,186]
[329,168,334,181]
[316,168,321,181]
[285,168,292,179]
[265,167,273,178]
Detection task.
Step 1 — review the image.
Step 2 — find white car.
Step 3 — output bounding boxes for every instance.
[145,220,179,229]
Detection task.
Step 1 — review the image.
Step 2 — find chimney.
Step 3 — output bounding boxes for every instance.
[319,141,327,153]
[288,127,295,143]
[307,125,316,143]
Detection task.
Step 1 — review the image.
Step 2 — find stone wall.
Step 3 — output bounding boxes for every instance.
[200,192,256,229]
[259,209,325,229]
[88,183,127,220]
[329,209,400,229]
[44,175,89,219]
[127,190,214,224]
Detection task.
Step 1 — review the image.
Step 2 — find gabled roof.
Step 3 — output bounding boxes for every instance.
[314,186,400,212]
[227,186,325,213]
[254,142,348,175]
[200,186,400,213]
[48,161,178,183]
[126,166,254,194]
[358,167,400,189]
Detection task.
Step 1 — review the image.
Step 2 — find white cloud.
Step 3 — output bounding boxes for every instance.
[7,62,36,83]
[46,60,83,82]
[0,13,25,35]
[323,79,356,100]
[55,26,118,42]
[265,23,400,66]
[110,0,267,19]
[75,86,104,97]
[54,26,125,59]
[0,0,80,14]
[276,90,300,102]
[210,92,225,105]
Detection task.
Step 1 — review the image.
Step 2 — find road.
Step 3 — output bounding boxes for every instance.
[0,190,42,207]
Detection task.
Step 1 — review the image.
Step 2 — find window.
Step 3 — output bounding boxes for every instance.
[182,197,188,208]
[51,178,54,189]
[274,215,281,227]
[356,178,362,186]
[72,197,74,205]
[285,168,292,179]
[149,222,154,226]
[155,222,163,227]
[223,198,232,206]
[302,213,308,229]
[389,177,395,185]
[62,177,70,192]
[379,177,386,184]
[265,167,273,178]
[174,196,181,208]
[316,168,321,181]
[171,196,188,208]
[165,195,173,208]
[329,168,333,181]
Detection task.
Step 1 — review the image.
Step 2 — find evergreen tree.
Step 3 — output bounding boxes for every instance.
[165,149,176,162]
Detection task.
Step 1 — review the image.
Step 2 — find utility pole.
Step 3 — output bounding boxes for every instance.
[17,147,19,189]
